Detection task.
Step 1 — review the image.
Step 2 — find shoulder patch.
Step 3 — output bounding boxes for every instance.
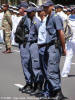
[34,21,37,24]
[54,14,57,17]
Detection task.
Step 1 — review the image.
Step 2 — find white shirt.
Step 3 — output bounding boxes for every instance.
[12,15,22,34]
[38,17,47,45]
[69,15,75,41]
[57,11,68,21]
[0,12,4,27]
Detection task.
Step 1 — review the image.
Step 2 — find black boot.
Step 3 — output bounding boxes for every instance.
[21,84,33,93]
[52,89,65,100]
[30,83,42,96]
[35,90,45,97]
[19,84,29,91]
[39,93,51,100]
[25,83,37,94]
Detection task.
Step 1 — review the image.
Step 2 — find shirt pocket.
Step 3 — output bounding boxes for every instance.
[48,45,60,64]
[46,25,56,35]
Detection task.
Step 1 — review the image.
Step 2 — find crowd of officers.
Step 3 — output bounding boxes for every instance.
[0,0,75,100]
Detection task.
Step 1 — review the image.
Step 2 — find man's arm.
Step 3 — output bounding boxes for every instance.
[58,30,66,56]
[6,11,12,28]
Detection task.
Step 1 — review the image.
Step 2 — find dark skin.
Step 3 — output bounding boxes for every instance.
[66,11,71,16]
[0,10,2,13]
[44,5,66,55]
[27,11,36,20]
[18,8,25,16]
[55,8,63,13]
[71,9,75,15]
[38,10,47,21]
[2,5,8,13]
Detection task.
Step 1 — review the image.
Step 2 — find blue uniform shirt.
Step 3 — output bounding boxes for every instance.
[28,16,41,42]
[46,12,63,44]
[23,15,31,39]
[18,15,31,40]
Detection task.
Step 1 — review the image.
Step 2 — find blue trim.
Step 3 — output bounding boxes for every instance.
[69,15,75,21]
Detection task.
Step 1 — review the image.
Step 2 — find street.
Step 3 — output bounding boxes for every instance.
[0,44,75,100]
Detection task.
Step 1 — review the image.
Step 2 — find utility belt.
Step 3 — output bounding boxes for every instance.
[29,40,37,45]
[38,40,61,48]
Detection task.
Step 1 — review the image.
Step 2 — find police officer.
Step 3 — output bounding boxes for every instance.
[36,6,49,97]
[24,7,44,95]
[2,4,12,53]
[38,0,66,99]
[55,4,64,13]
[16,3,34,93]
[66,8,71,16]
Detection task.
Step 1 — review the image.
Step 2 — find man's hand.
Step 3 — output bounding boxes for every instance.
[58,30,66,56]
[0,27,5,30]
[63,49,66,56]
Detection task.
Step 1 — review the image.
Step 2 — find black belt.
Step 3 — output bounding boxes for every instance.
[38,40,55,48]
[47,40,56,46]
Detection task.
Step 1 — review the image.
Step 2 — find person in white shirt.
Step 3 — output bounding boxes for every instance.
[11,9,23,46]
[0,8,4,43]
[61,8,75,77]
[11,10,17,45]
[55,4,68,21]
[66,8,71,16]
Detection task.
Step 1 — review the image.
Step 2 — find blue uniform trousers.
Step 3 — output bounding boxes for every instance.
[39,44,61,96]
[39,46,50,95]
[46,44,61,91]
[19,43,34,84]
[29,43,44,84]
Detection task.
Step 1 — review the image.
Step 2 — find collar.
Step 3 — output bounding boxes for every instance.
[41,16,47,23]
[48,11,55,19]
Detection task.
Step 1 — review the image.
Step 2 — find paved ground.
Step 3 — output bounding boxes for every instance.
[0,44,75,100]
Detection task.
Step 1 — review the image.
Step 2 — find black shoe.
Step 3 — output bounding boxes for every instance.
[54,91,65,100]
[39,94,51,100]
[21,84,33,93]
[35,90,44,97]
[36,92,44,97]
[25,87,35,94]
[26,82,37,94]
[31,82,42,95]
[19,84,28,91]
[30,88,42,96]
